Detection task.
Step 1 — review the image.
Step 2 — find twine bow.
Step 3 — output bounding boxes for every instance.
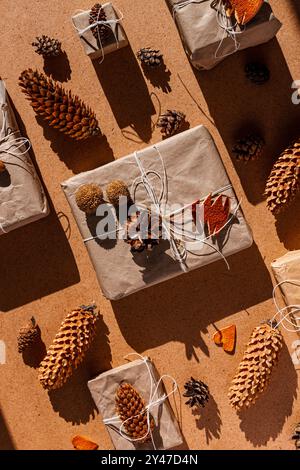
[103,354,178,450]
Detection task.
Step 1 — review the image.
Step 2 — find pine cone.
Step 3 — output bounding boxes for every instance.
[292,423,300,450]
[115,383,155,443]
[232,134,264,162]
[245,62,270,85]
[38,305,99,390]
[17,317,40,353]
[124,211,162,253]
[137,48,163,67]
[264,139,300,214]
[19,69,100,141]
[183,377,210,408]
[157,110,185,137]
[228,321,283,410]
[89,3,112,44]
[0,160,6,174]
[32,36,62,58]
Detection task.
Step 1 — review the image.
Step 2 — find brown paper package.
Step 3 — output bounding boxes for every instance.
[271,251,300,307]
[0,81,49,235]
[72,2,128,60]
[88,357,183,450]
[62,125,253,300]
[167,0,282,70]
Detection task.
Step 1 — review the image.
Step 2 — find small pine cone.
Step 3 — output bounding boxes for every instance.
[89,3,112,44]
[265,139,300,214]
[32,35,62,58]
[38,305,99,390]
[137,48,163,67]
[124,211,162,253]
[19,69,100,141]
[228,321,283,410]
[183,377,209,408]
[17,317,40,353]
[245,62,270,85]
[115,383,155,443]
[292,423,300,450]
[232,134,264,162]
[0,160,6,174]
[157,110,185,137]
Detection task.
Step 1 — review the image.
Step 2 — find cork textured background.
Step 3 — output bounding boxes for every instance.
[0,0,299,450]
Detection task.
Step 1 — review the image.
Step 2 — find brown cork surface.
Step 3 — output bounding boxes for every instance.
[0,0,299,450]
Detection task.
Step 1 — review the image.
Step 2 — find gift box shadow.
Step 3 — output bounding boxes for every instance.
[237,342,297,447]
[93,45,156,143]
[47,312,112,425]
[0,410,15,450]
[112,242,272,360]
[193,38,300,207]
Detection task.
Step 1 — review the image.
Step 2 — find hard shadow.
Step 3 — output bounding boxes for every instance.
[36,116,114,174]
[238,343,297,447]
[289,0,300,21]
[21,326,47,369]
[0,170,11,187]
[0,410,15,450]
[192,394,222,444]
[43,51,72,82]
[141,59,172,93]
[112,243,273,360]
[193,38,300,205]
[275,197,300,250]
[48,312,112,424]
[93,46,156,143]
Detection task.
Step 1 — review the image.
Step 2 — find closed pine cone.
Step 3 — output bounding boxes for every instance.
[157,110,185,137]
[137,48,163,67]
[115,383,155,443]
[89,3,112,43]
[264,139,300,214]
[32,36,62,58]
[124,211,162,253]
[38,305,99,390]
[19,69,100,141]
[17,317,40,353]
[232,134,264,162]
[228,321,283,410]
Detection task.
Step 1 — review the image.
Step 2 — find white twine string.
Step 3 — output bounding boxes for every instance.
[72,7,124,64]
[103,353,178,450]
[271,280,300,333]
[0,102,32,234]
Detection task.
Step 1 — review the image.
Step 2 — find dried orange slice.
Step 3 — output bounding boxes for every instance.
[213,325,236,353]
[225,0,264,25]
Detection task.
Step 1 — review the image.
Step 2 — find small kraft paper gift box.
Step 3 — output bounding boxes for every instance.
[88,356,183,450]
[0,81,49,235]
[271,251,300,308]
[167,0,282,70]
[72,2,128,61]
[62,125,253,300]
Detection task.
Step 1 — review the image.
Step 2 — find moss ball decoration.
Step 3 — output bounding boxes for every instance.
[106,180,131,207]
[0,160,6,174]
[75,183,104,215]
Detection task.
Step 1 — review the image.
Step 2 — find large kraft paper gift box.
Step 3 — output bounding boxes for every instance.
[167,0,282,70]
[62,125,253,300]
[88,357,183,450]
[0,81,49,235]
[72,2,128,61]
[271,251,300,307]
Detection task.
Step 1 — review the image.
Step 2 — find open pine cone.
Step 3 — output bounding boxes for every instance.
[137,48,163,67]
[32,36,62,58]
[183,377,210,408]
[157,110,185,138]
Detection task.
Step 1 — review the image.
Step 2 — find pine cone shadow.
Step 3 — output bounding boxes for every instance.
[161,120,191,141]
[274,198,300,250]
[43,52,72,82]
[0,170,11,188]
[21,327,47,369]
[47,313,112,424]
[237,343,298,447]
[142,61,172,93]
[192,395,222,444]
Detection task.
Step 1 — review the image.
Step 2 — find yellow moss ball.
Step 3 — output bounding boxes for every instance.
[75,183,104,215]
[106,180,131,207]
[0,160,6,174]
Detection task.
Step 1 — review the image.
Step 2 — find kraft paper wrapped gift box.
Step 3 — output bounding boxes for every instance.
[167,0,282,70]
[72,2,128,61]
[62,125,253,300]
[0,81,49,235]
[88,357,183,450]
[271,251,300,307]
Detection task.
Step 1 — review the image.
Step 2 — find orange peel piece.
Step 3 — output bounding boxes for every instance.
[213,325,236,353]
[72,435,99,451]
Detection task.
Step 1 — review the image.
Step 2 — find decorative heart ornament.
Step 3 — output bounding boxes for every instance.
[213,325,236,353]
[223,0,264,25]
